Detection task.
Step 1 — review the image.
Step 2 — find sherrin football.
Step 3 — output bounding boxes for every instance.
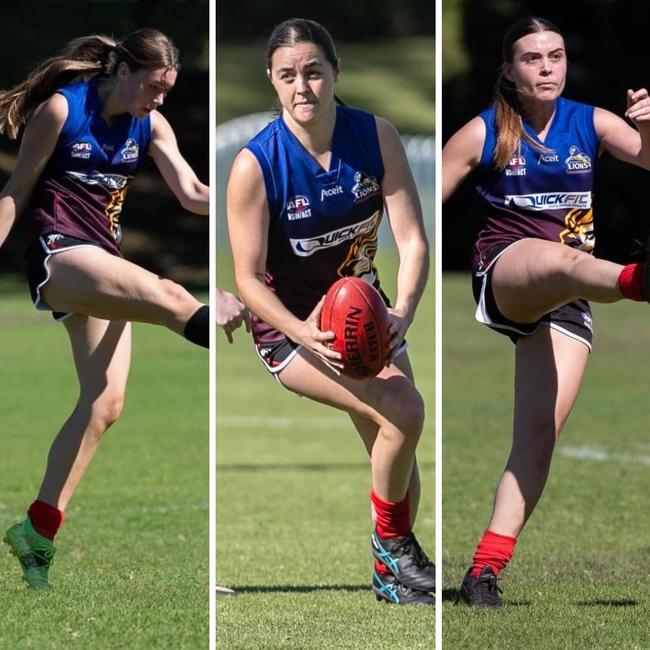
[320,277,391,380]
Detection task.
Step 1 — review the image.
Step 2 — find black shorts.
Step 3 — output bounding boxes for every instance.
[25,233,103,322]
[472,242,593,350]
[255,338,302,375]
[255,337,409,378]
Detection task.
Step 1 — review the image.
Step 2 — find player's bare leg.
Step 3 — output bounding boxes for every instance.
[38,315,132,510]
[4,315,131,590]
[488,327,589,536]
[491,238,624,324]
[40,247,208,346]
[278,350,434,601]
[461,327,589,608]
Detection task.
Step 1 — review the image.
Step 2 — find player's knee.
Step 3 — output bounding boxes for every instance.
[388,382,425,440]
[89,392,126,432]
[553,247,588,286]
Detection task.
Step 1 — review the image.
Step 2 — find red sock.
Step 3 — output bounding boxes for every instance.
[374,559,391,576]
[370,489,410,539]
[470,529,517,577]
[618,263,645,301]
[27,500,64,540]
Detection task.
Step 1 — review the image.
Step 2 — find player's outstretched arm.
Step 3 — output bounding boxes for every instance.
[148,110,209,215]
[596,89,650,170]
[0,94,66,247]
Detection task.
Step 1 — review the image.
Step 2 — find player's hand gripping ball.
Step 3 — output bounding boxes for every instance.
[320,277,391,379]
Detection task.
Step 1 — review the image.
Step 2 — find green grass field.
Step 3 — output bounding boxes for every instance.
[0,280,208,649]
[443,273,650,649]
[216,252,434,649]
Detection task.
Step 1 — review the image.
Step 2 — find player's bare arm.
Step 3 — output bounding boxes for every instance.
[441,116,485,202]
[376,116,429,355]
[149,110,208,214]
[0,94,67,247]
[227,148,342,369]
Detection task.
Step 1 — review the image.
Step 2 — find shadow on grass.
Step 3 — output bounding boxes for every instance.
[576,599,638,607]
[221,584,370,594]
[442,588,532,607]
[217,462,434,472]
[442,588,460,603]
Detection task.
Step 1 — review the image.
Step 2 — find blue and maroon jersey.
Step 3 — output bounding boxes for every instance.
[28,76,152,255]
[472,97,599,271]
[246,105,385,345]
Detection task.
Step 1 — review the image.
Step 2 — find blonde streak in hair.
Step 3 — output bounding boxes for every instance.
[0,40,111,139]
[493,96,522,170]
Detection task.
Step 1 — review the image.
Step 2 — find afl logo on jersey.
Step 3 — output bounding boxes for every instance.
[119,138,139,162]
[286,195,312,221]
[71,142,92,159]
[565,146,592,174]
[351,171,380,203]
[504,155,526,176]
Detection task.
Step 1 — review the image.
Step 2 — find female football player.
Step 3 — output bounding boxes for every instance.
[0,28,208,589]
[442,15,650,607]
[227,18,434,605]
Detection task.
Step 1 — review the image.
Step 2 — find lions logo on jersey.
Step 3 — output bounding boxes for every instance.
[351,171,380,203]
[119,138,139,162]
[565,146,592,174]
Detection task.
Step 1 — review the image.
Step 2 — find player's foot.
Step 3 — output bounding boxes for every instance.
[459,565,502,608]
[3,519,55,590]
[372,571,435,606]
[371,530,436,592]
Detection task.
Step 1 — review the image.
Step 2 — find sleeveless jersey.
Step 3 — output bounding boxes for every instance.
[246,106,385,345]
[29,76,152,256]
[472,97,599,271]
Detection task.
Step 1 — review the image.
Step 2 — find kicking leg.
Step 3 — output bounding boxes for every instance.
[40,247,208,346]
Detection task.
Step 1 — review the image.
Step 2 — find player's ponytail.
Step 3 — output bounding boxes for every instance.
[0,28,178,140]
[492,16,559,170]
[492,72,549,170]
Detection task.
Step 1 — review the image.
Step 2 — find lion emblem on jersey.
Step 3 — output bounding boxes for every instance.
[559,208,595,252]
[565,145,592,174]
[337,209,381,279]
[351,171,380,203]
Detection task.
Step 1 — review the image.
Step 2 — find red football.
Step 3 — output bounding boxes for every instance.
[320,277,391,380]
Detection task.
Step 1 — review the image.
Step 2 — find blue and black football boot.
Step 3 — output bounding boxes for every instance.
[371,530,435,592]
[372,571,435,606]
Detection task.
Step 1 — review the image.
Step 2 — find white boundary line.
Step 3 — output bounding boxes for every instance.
[558,445,650,466]
[217,415,352,429]
[209,0,217,646]
[435,0,443,640]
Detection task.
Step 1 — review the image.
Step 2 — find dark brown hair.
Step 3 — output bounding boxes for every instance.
[493,16,561,169]
[0,28,179,139]
[266,18,338,72]
[266,18,345,107]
